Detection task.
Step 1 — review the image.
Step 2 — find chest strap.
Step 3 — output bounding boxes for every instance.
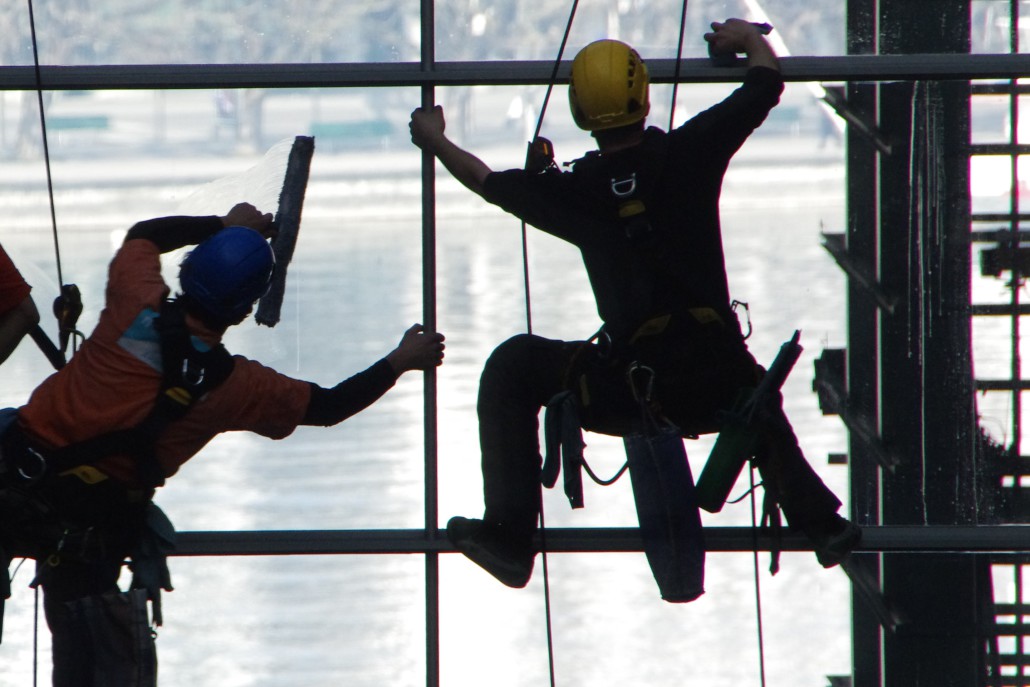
[50,298,235,488]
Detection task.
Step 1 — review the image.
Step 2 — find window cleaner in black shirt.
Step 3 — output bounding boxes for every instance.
[410,19,860,589]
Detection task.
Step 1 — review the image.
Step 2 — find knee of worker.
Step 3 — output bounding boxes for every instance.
[764,400,803,452]
[479,334,538,398]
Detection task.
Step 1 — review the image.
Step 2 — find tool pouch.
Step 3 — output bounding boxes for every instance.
[129,502,176,627]
[625,430,705,603]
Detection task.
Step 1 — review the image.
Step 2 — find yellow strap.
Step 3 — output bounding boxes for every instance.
[58,464,109,485]
[628,314,671,345]
[688,307,724,326]
[618,199,647,218]
[164,386,192,406]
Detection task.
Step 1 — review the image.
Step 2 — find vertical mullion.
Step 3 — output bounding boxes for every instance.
[1007,0,1023,477]
[420,1,440,686]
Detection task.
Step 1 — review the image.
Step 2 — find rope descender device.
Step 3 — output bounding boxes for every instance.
[525,136,557,174]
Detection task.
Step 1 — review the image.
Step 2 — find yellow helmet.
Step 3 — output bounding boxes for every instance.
[568,39,650,132]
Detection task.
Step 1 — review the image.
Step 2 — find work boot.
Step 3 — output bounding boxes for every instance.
[446,516,534,588]
[805,514,862,568]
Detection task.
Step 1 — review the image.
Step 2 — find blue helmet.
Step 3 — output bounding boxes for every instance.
[179,226,275,322]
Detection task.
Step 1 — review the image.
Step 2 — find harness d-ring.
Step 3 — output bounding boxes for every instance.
[17,447,47,482]
[611,174,638,198]
[182,358,206,386]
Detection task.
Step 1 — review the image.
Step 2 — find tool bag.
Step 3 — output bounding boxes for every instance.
[65,588,158,687]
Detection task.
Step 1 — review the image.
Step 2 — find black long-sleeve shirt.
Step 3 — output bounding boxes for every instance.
[483,66,784,341]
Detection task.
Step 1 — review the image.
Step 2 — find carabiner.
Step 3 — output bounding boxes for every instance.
[626,361,655,404]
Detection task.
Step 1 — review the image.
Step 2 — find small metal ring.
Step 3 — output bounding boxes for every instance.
[17,447,47,482]
[610,173,637,197]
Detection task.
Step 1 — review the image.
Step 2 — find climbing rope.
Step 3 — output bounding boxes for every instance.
[26,0,53,679]
[748,465,769,687]
[520,1,581,336]
[524,3,581,684]
[27,0,65,292]
[25,0,83,367]
[23,0,84,678]
[668,0,691,130]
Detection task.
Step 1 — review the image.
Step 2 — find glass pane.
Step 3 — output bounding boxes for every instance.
[973,315,1015,378]
[971,154,1015,213]
[435,79,848,530]
[2,6,854,685]
[1019,94,1030,141]
[0,86,427,531]
[1021,154,1030,213]
[971,91,1012,144]
[973,0,1030,53]
[433,0,845,61]
[973,0,1016,53]
[441,551,851,686]
[12,1,419,65]
[435,77,850,686]
[3,555,426,686]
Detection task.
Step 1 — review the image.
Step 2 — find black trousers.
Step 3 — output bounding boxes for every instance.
[476,331,842,544]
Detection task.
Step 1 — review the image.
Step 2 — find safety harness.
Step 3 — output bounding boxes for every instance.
[539,144,682,508]
[45,297,235,489]
[537,141,787,525]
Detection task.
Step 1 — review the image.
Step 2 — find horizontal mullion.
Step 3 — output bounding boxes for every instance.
[972,304,1030,316]
[969,143,1030,155]
[977,379,1030,391]
[970,217,1030,226]
[170,525,1030,557]
[0,53,1028,91]
[990,604,1030,620]
[973,82,1030,95]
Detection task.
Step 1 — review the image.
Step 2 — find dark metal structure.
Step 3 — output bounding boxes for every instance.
[823,1,1030,685]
